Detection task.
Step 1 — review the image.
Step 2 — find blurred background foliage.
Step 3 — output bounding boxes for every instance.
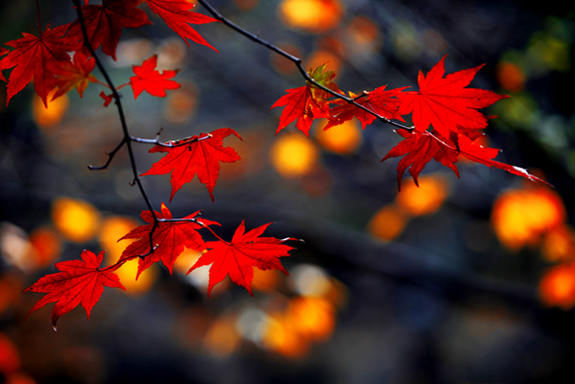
[0,0,574,383]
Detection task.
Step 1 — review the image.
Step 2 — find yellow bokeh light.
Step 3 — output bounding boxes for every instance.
[367,204,408,242]
[52,197,101,243]
[542,225,575,263]
[251,268,281,292]
[279,0,344,33]
[396,175,449,216]
[107,255,157,296]
[173,247,202,274]
[491,187,565,251]
[270,133,319,178]
[288,297,335,342]
[98,216,139,261]
[314,118,362,155]
[32,91,69,129]
[539,264,575,310]
[203,317,241,357]
[305,50,342,75]
[263,312,309,359]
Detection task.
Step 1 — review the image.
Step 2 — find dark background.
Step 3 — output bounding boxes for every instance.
[1,0,574,383]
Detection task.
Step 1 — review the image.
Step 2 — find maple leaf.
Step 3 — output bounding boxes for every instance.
[25,250,125,330]
[382,129,550,189]
[68,0,151,60]
[0,23,79,107]
[271,63,342,136]
[118,203,219,279]
[187,221,296,297]
[51,49,97,100]
[397,55,508,143]
[325,86,407,130]
[141,128,242,202]
[129,55,181,99]
[144,0,218,51]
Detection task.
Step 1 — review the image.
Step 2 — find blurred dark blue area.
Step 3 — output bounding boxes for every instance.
[1,0,575,383]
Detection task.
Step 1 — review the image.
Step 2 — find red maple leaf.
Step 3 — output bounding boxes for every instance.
[397,55,508,143]
[144,0,218,51]
[129,55,181,99]
[68,0,151,60]
[25,250,125,330]
[187,221,296,297]
[382,129,550,189]
[324,86,407,130]
[271,63,342,136]
[0,23,79,106]
[141,128,242,202]
[51,49,97,100]
[118,203,219,279]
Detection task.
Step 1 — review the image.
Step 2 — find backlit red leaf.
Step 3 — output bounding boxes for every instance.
[0,24,79,106]
[129,55,180,99]
[142,128,242,202]
[51,49,97,100]
[25,250,125,330]
[397,55,508,142]
[382,129,549,190]
[271,63,341,136]
[187,221,296,296]
[118,203,219,279]
[144,0,218,51]
[68,0,151,60]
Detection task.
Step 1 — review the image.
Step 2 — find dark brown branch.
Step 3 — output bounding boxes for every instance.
[71,0,159,254]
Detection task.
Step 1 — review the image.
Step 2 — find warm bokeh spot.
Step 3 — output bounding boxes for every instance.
[491,187,565,251]
[173,247,203,274]
[315,118,362,155]
[496,61,526,93]
[52,197,101,243]
[98,216,139,260]
[251,268,281,292]
[305,51,341,74]
[0,333,20,376]
[263,312,309,358]
[279,0,344,33]
[32,91,69,129]
[539,263,575,310]
[396,175,449,216]
[270,133,319,178]
[28,227,62,268]
[203,317,241,357]
[0,274,23,315]
[107,255,157,296]
[235,0,259,10]
[288,296,335,342]
[541,225,575,263]
[367,204,408,242]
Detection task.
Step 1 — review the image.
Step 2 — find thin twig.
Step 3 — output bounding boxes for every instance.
[196,0,413,132]
[72,0,159,254]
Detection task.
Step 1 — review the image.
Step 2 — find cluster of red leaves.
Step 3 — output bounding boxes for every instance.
[272,56,548,189]
[7,2,298,327]
[0,0,218,107]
